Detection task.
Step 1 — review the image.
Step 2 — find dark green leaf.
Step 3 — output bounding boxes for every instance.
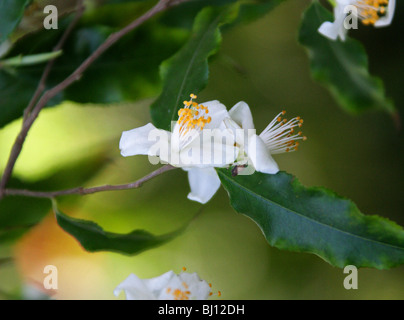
[0,195,50,245]
[298,1,395,114]
[0,0,30,43]
[0,70,38,128]
[224,0,285,28]
[150,6,234,130]
[218,169,404,269]
[161,0,238,30]
[54,202,184,255]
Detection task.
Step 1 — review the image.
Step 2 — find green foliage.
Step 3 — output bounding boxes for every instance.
[0,2,188,128]
[0,0,30,43]
[0,70,38,128]
[0,195,49,245]
[161,0,238,29]
[150,6,229,131]
[54,201,185,255]
[0,51,62,67]
[0,0,286,129]
[218,169,404,269]
[150,1,285,131]
[298,1,395,114]
[225,0,286,27]
[0,0,402,275]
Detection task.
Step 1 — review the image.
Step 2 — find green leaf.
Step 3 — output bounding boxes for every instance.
[225,0,286,27]
[150,1,285,130]
[0,0,30,43]
[161,0,238,30]
[53,202,184,255]
[150,6,234,131]
[0,70,38,128]
[0,51,62,67]
[298,1,395,114]
[217,169,404,269]
[0,195,50,245]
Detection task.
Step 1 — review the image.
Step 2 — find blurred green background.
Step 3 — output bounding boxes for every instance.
[0,0,403,299]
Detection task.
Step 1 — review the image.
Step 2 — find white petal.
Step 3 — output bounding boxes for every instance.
[179,273,211,300]
[228,101,255,130]
[143,271,176,294]
[180,128,238,168]
[119,123,170,158]
[318,20,345,41]
[186,167,221,204]
[200,100,229,130]
[374,0,395,27]
[114,274,157,300]
[247,134,279,174]
[156,275,183,300]
[318,3,348,41]
[155,272,210,300]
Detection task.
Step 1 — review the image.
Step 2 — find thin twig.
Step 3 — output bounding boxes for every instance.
[23,0,86,121]
[4,164,177,198]
[0,0,188,199]
[0,0,85,196]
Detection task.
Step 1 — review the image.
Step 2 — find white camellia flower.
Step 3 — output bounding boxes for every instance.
[114,270,218,300]
[318,0,395,41]
[119,94,239,204]
[120,95,306,202]
[223,101,306,175]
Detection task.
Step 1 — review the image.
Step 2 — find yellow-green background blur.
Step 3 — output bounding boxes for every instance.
[0,0,403,299]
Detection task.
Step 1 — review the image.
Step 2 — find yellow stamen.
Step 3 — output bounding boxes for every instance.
[356,0,389,26]
[177,95,211,137]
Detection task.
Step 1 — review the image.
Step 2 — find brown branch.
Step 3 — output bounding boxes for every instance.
[0,0,188,199]
[0,0,85,197]
[3,164,177,198]
[23,0,86,121]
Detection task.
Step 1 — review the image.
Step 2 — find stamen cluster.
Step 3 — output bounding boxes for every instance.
[356,0,389,25]
[260,111,307,154]
[177,94,212,137]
